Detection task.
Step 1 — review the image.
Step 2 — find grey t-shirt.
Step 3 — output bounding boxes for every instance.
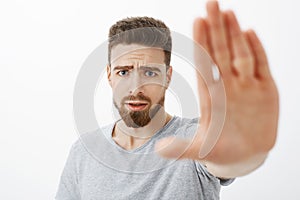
[55,116,234,200]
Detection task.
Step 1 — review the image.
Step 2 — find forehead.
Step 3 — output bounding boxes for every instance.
[111,44,165,66]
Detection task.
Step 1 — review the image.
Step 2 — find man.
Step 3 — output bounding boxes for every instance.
[56,1,279,199]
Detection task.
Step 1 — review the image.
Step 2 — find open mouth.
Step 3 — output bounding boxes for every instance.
[125,101,149,111]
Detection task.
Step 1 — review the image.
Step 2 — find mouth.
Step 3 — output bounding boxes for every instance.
[124,101,149,111]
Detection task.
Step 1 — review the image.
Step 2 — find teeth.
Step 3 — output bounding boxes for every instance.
[129,103,146,106]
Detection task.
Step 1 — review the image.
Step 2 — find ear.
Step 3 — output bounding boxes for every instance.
[107,64,112,87]
[166,66,173,88]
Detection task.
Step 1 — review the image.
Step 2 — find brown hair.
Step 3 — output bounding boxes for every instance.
[108,16,172,67]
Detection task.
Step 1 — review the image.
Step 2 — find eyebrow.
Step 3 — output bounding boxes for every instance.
[113,65,134,71]
[140,66,162,72]
[112,65,162,72]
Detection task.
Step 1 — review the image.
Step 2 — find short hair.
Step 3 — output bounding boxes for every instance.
[108,16,172,67]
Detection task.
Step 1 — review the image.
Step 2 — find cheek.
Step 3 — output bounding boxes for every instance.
[111,81,128,105]
[147,86,166,103]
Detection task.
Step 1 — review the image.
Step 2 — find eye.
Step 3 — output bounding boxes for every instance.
[117,70,129,76]
[145,70,157,77]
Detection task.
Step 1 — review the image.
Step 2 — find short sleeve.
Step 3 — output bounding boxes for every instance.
[55,143,81,200]
[194,161,235,186]
[218,177,235,186]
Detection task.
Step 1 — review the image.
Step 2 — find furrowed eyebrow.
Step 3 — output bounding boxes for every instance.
[113,65,134,71]
[113,65,163,72]
[140,66,162,72]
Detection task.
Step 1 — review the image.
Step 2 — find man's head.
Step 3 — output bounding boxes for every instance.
[107,17,173,128]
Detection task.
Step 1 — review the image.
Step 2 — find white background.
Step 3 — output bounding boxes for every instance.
[1,0,299,199]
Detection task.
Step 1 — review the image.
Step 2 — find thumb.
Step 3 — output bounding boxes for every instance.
[155,136,195,160]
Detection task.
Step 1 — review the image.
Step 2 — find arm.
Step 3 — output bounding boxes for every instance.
[155,0,279,178]
[55,143,81,200]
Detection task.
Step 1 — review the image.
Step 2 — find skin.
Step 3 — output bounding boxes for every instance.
[108,1,279,178]
[107,44,173,150]
[155,1,279,178]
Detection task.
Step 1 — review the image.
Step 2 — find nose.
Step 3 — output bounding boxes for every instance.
[129,73,144,96]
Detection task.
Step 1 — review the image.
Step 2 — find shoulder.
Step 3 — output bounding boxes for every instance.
[169,116,200,138]
[70,123,115,158]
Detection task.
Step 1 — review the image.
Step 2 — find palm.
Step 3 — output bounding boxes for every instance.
[212,68,279,164]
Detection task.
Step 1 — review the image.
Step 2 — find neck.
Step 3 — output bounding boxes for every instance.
[112,108,172,150]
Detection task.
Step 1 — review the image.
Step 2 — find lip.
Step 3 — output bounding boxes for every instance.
[125,101,149,111]
[124,100,149,104]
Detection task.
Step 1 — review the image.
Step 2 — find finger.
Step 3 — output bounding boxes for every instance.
[206,1,231,74]
[193,17,211,53]
[193,17,212,121]
[155,127,215,161]
[244,29,270,79]
[225,10,255,78]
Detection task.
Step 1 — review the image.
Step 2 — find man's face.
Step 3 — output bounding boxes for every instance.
[107,44,172,128]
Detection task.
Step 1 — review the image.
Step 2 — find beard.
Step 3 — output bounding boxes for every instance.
[113,93,165,128]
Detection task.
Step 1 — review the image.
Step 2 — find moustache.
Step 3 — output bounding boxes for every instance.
[121,93,151,104]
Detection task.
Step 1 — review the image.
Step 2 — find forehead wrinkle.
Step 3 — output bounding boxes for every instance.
[128,53,146,60]
[111,44,165,66]
[116,54,149,67]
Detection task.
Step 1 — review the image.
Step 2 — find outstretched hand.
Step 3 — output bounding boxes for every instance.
[155,0,279,177]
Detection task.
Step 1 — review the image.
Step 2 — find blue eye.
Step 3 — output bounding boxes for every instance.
[117,70,129,76]
[145,70,157,77]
